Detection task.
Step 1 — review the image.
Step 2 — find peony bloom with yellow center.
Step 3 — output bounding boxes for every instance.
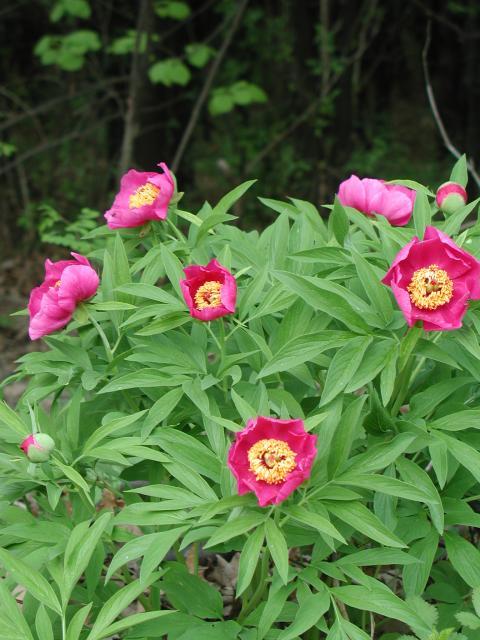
[105,162,174,229]
[382,226,480,331]
[180,259,237,321]
[228,417,317,507]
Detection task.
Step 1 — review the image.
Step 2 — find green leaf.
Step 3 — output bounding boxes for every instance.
[96,611,174,639]
[380,345,399,405]
[396,457,444,533]
[162,563,223,618]
[413,191,431,239]
[35,606,53,640]
[328,196,349,245]
[160,244,184,297]
[344,340,394,392]
[442,197,480,235]
[444,531,480,588]
[155,1,190,20]
[66,604,92,640]
[347,433,416,475]
[265,518,289,585]
[331,580,429,635]
[0,401,29,436]
[277,588,330,640]
[386,179,435,197]
[230,80,267,106]
[352,251,393,323]
[273,271,370,333]
[328,395,367,477]
[185,43,215,68]
[149,58,191,86]
[473,586,480,616]
[321,336,372,405]
[283,505,346,543]
[205,512,266,547]
[86,575,159,640]
[456,611,480,630]
[450,154,468,186]
[257,584,292,640]
[403,528,439,596]
[0,547,62,614]
[51,458,93,506]
[99,369,189,393]
[142,387,184,437]
[92,301,136,311]
[236,526,265,596]
[213,180,257,217]
[335,472,436,503]
[258,331,353,379]
[82,410,146,453]
[336,548,420,567]
[434,431,480,484]
[0,580,35,640]
[63,513,112,603]
[326,501,406,548]
[430,408,480,431]
[140,526,189,582]
[152,427,221,481]
[231,388,256,423]
[410,377,471,418]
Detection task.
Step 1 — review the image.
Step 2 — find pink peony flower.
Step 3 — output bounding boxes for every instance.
[338,175,415,226]
[228,416,317,507]
[20,433,55,463]
[28,252,99,340]
[105,162,174,229]
[436,181,467,215]
[180,259,237,321]
[382,226,480,331]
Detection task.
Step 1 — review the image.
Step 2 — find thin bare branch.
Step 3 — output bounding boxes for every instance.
[172,0,249,172]
[422,21,480,189]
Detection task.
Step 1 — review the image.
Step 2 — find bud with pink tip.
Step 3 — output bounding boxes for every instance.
[20,434,55,463]
[436,181,467,215]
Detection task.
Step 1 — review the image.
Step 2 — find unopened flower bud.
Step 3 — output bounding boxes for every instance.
[20,433,55,463]
[436,181,467,215]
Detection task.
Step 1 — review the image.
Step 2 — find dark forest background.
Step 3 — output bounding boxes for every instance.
[1,0,479,286]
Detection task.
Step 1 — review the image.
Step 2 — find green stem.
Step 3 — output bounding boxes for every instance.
[192,542,199,576]
[87,309,113,363]
[390,357,416,417]
[388,325,422,416]
[238,546,270,624]
[206,321,222,352]
[61,613,66,640]
[166,216,186,244]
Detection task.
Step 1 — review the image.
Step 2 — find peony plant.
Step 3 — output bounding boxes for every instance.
[1,156,480,639]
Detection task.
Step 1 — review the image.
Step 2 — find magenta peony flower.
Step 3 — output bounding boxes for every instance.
[105,162,174,229]
[338,175,415,226]
[228,417,317,507]
[20,434,55,463]
[436,181,467,215]
[28,252,99,340]
[382,226,480,331]
[180,259,237,321]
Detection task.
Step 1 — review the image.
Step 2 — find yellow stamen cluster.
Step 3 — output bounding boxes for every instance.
[129,182,160,209]
[407,264,453,310]
[194,281,222,310]
[248,438,297,484]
